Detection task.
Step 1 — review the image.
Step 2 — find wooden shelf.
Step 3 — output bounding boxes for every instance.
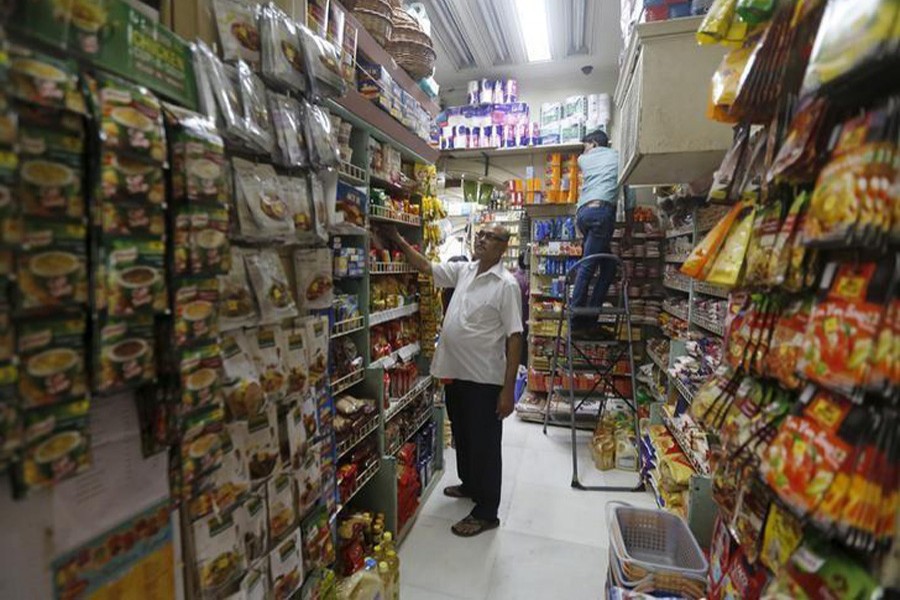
[442,142,584,159]
[328,89,438,164]
[347,9,439,117]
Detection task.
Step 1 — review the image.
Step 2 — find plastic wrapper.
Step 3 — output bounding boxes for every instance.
[195,41,251,148]
[269,93,308,167]
[736,0,775,25]
[742,201,781,286]
[708,43,754,122]
[220,247,259,331]
[799,261,886,395]
[281,175,314,237]
[302,101,339,168]
[293,248,333,312]
[765,191,808,286]
[680,201,743,279]
[705,204,756,287]
[697,0,737,45]
[308,172,330,242]
[763,296,812,390]
[260,3,307,94]
[298,24,346,99]
[234,60,274,155]
[245,249,298,324]
[213,0,261,66]
[221,330,264,420]
[233,158,295,241]
[801,0,900,95]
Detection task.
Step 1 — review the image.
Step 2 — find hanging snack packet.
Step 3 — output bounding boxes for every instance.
[220,247,259,331]
[221,329,264,421]
[298,24,346,99]
[269,93,308,167]
[294,248,334,313]
[302,100,339,168]
[743,201,781,286]
[92,74,167,165]
[180,343,225,410]
[17,316,87,408]
[303,315,329,390]
[164,103,229,206]
[804,106,890,246]
[800,261,888,395]
[309,172,330,242]
[212,0,261,66]
[96,315,156,393]
[174,280,220,348]
[235,60,274,155]
[708,128,749,203]
[245,249,298,324]
[759,502,803,573]
[284,324,310,397]
[267,470,297,543]
[281,174,315,237]
[97,238,167,316]
[868,298,899,392]
[250,325,288,402]
[260,3,307,94]
[697,0,738,45]
[235,490,268,562]
[17,111,85,219]
[681,201,743,279]
[761,388,856,516]
[229,401,280,481]
[768,97,833,184]
[195,41,250,148]
[708,43,755,123]
[17,220,88,310]
[192,510,249,597]
[765,191,808,287]
[8,47,86,114]
[801,0,900,96]
[706,203,757,287]
[269,528,304,600]
[764,296,813,390]
[233,158,295,240]
[736,0,775,25]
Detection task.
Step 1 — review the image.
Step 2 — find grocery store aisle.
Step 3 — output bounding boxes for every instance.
[398,417,655,599]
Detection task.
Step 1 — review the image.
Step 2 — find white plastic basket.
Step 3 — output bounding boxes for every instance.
[607,502,708,579]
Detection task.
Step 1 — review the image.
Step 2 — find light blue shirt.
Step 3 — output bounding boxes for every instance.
[577,146,635,211]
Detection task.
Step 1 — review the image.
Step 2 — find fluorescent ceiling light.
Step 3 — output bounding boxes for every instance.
[515,0,551,62]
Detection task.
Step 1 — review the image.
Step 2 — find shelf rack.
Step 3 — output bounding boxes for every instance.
[369,303,419,326]
[331,316,365,338]
[369,204,422,227]
[384,375,433,423]
[369,262,418,275]
[331,367,366,396]
[369,342,421,370]
[337,416,380,460]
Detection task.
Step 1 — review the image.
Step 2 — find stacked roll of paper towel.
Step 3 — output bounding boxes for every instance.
[540,94,610,145]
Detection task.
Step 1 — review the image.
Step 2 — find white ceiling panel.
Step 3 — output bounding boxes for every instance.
[421,0,622,91]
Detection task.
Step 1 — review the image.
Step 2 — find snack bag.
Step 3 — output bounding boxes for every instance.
[697,0,738,45]
[763,296,813,390]
[706,204,757,287]
[765,191,808,287]
[761,389,855,516]
[800,261,886,394]
[681,201,744,279]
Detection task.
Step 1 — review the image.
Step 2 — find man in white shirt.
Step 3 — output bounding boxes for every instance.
[380,223,523,537]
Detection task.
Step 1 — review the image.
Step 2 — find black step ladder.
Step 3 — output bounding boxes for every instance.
[541,253,644,492]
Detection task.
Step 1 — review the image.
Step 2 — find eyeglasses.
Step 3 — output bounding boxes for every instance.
[476,230,509,243]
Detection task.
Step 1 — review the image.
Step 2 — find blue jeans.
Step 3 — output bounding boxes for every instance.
[571,203,617,324]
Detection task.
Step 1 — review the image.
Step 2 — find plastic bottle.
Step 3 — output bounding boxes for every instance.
[337,558,385,600]
[381,531,395,554]
[386,550,400,600]
[372,544,384,563]
[378,562,393,600]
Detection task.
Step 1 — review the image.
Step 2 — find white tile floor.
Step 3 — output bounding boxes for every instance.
[398,416,656,599]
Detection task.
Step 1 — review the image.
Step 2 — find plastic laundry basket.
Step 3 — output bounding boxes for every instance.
[607,503,708,579]
[608,545,707,599]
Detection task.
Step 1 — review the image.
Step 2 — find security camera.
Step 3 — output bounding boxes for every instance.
[581,65,594,75]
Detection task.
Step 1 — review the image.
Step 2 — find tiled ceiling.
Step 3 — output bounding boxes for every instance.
[418,0,623,90]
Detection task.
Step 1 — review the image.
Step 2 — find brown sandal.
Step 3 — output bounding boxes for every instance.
[451,515,500,537]
[443,485,470,499]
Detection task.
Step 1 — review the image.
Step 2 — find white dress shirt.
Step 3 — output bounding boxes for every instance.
[430,260,523,386]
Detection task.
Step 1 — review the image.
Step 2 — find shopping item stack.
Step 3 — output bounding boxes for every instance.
[607,504,709,599]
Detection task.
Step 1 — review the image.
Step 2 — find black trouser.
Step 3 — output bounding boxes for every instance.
[445,379,503,521]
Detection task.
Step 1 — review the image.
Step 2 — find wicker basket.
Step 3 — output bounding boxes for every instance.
[354,6,393,46]
[390,8,432,47]
[389,39,436,80]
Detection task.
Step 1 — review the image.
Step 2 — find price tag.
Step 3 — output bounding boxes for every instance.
[398,343,419,362]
